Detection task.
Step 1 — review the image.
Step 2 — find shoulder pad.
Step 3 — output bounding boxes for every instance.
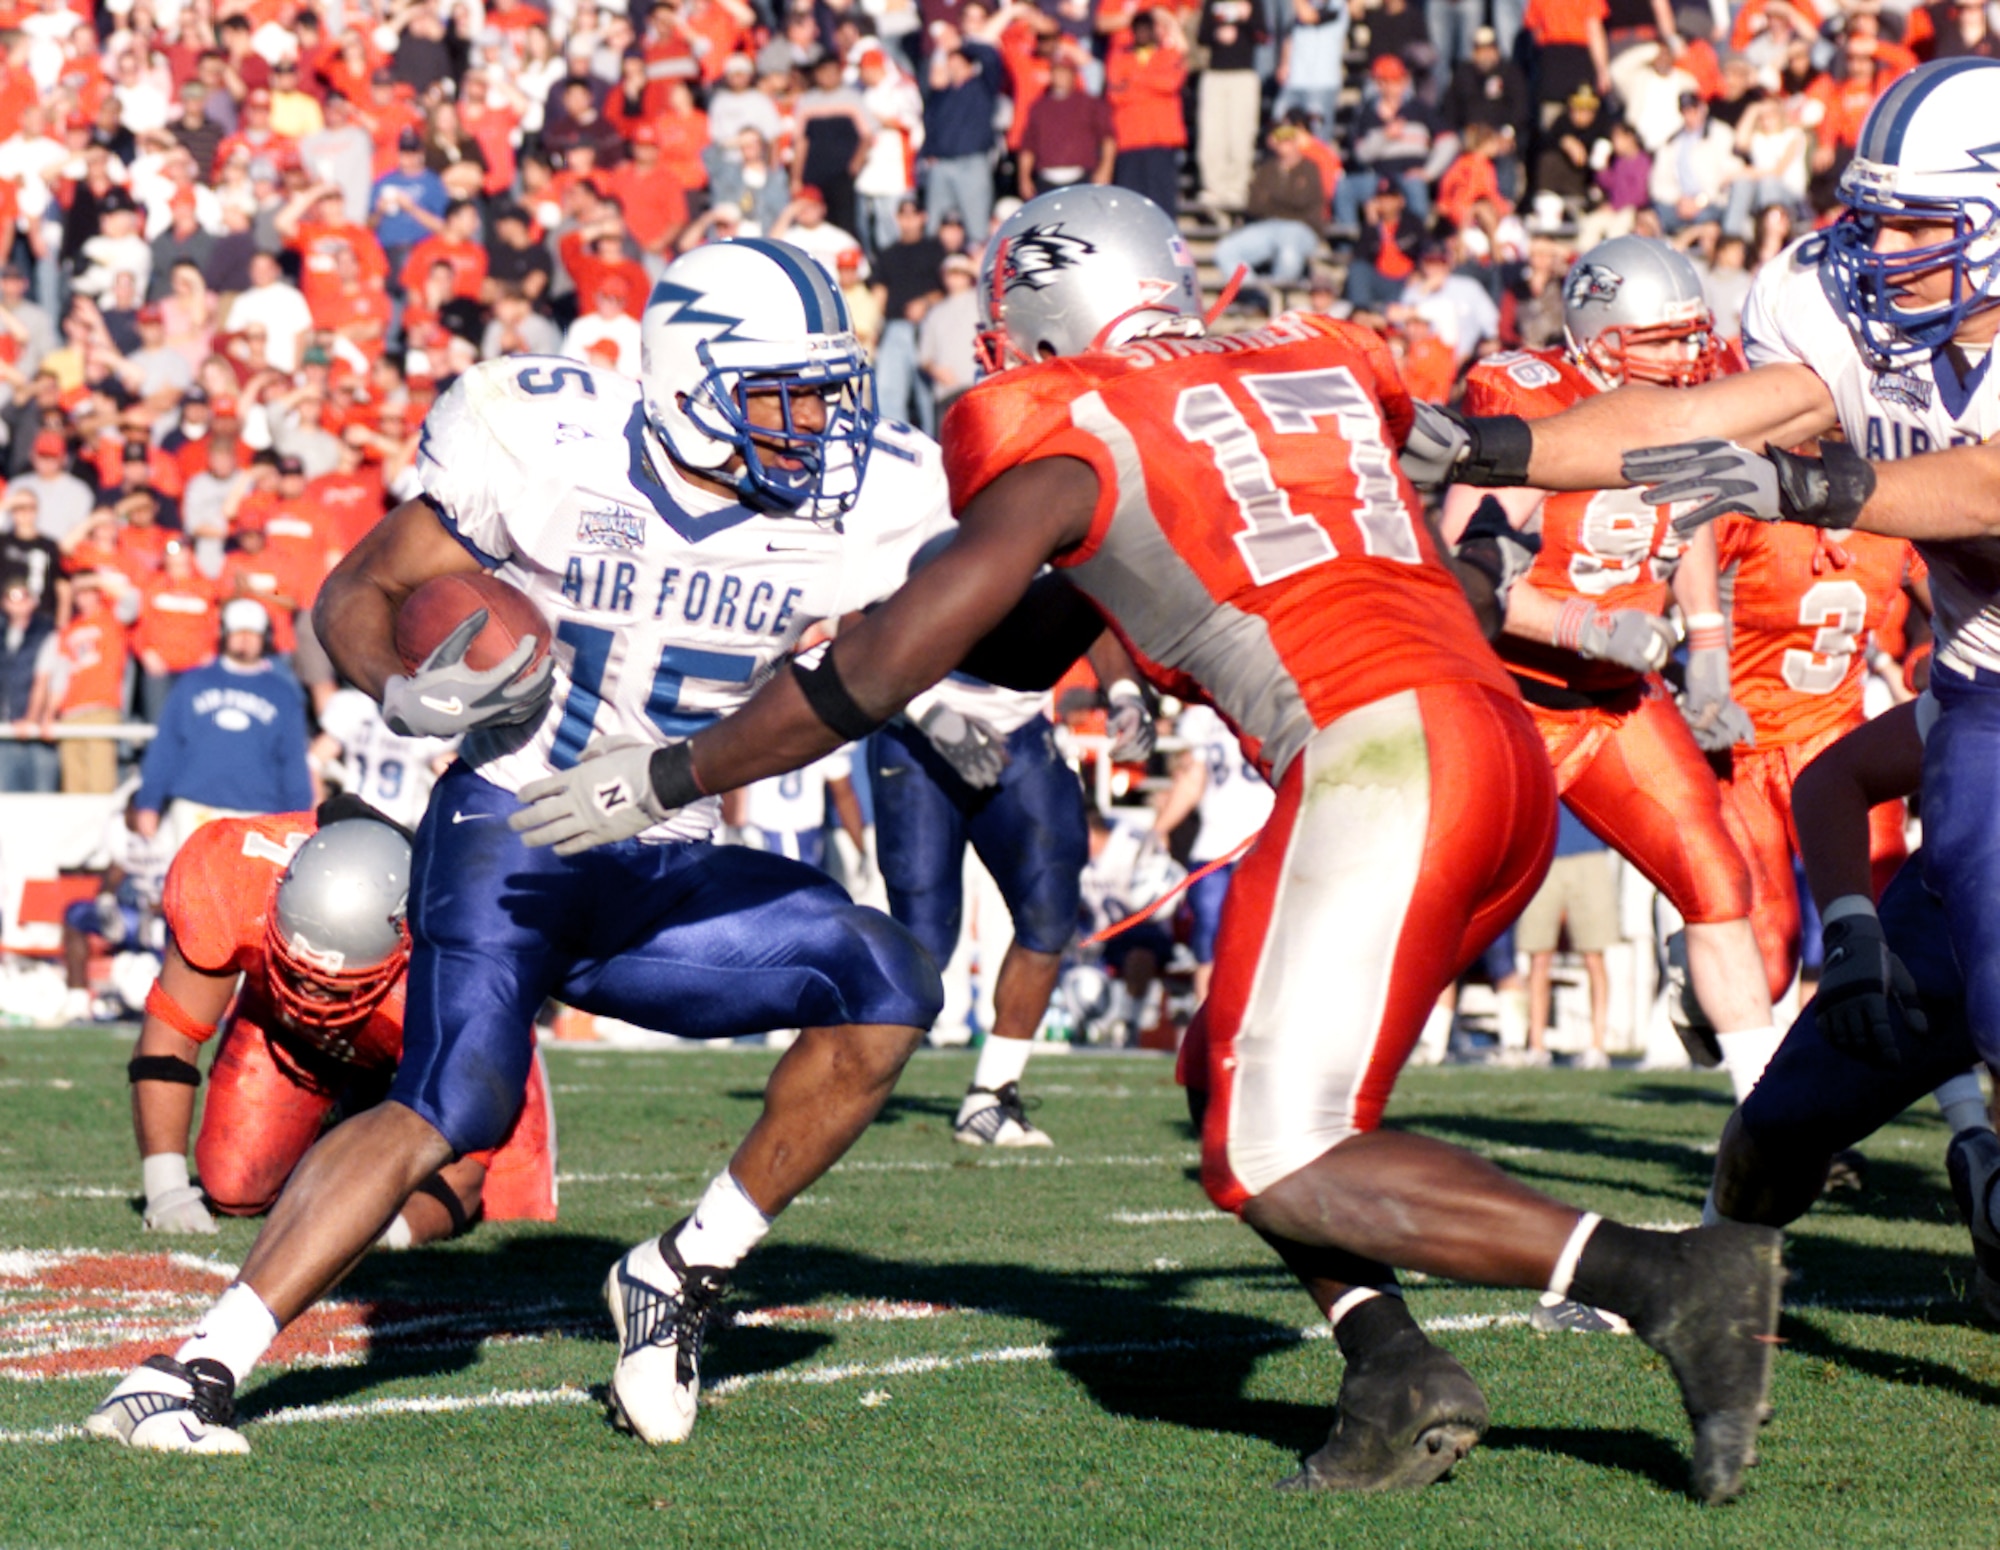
[163,814,311,973]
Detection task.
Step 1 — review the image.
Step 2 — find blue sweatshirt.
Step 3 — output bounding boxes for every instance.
[136,658,313,816]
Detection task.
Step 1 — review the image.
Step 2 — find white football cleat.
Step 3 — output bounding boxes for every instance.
[85,1355,249,1454]
[603,1228,730,1444]
[954,1082,1053,1147]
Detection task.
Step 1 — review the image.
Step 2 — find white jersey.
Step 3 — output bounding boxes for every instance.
[905,674,1051,738]
[418,357,952,841]
[1743,238,2000,678]
[1175,703,1275,862]
[319,686,456,831]
[1079,814,1186,936]
[737,747,852,835]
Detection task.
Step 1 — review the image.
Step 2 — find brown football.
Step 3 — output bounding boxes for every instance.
[393,572,553,678]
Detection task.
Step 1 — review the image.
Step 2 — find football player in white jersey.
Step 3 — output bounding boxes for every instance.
[85,239,952,1454]
[314,685,456,833]
[1402,57,2000,1287]
[725,748,865,872]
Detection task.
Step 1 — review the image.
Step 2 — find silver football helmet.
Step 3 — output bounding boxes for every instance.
[975,185,1204,373]
[264,818,412,1040]
[1561,235,1725,388]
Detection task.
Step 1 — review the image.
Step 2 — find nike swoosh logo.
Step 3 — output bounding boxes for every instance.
[177,1419,204,1445]
[766,543,812,553]
[451,811,492,824]
[420,694,464,716]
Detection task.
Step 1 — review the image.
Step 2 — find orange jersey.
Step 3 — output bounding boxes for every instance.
[1464,349,1690,695]
[162,812,404,1070]
[1713,517,1922,748]
[943,313,1515,783]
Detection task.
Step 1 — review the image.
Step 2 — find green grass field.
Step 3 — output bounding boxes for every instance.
[2,1026,1997,1549]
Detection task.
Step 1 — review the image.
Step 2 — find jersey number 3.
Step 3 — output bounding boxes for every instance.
[1781,579,1867,693]
[1173,367,1419,586]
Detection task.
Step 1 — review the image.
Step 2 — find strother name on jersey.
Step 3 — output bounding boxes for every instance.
[418,355,951,838]
[1745,237,2000,677]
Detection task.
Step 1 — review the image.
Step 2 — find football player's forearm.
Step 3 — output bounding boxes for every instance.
[1501,578,1565,646]
[314,571,404,697]
[1669,525,1721,617]
[1854,443,2000,540]
[1794,701,1922,912]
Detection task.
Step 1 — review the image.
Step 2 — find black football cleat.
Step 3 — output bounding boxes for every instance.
[1824,1149,1869,1193]
[1628,1221,1785,1505]
[1947,1127,2000,1325]
[1279,1338,1489,1493]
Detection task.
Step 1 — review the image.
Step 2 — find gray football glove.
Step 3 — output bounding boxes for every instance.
[1400,402,1475,489]
[509,736,674,855]
[1817,910,1927,1067]
[918,703,1008,788]
[381,610,555,738]
[1679,644,1756,752]
[1625,438,1878,539]
[1571,608,1676,674]
[1104,680,1156,764]
[143,1184,217,1234]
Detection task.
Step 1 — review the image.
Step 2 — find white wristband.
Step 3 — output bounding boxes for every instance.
[1684,612,1725,630]
[1107,678,1142,701]
[142,1152,191,1201]
[1822,894,1878,927]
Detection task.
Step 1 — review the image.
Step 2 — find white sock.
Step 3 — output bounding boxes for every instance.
[1545,1212,1601,1300]
[1716,1025,1783,1103]
[1700,1187,1721,1227]
[377,1214,415,1251]
[175,1282,279,1386]
[1326,1284,1401,1328]
[672,1171,771,1272]
[970,1032,1034,1095]
[1935,1071,1990,1136]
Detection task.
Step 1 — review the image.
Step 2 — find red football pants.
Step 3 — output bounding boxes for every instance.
[1184,683,1556,1214]
[196,1017,557,1222]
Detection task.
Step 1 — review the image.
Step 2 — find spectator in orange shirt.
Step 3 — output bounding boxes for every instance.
[651,81,712,194]
[1106,9,1187,216]
[50,569,128,792]
[303,439,386,558]
[605,125,689,258]
[220,506,305,657]
[561,223,649,320]
[1393,312,1458,402]
[278,183,391,326]
[1524,0,1611,114]
[259,454,334,620]
[398,200,489,299]
[132,535,218,722]
[1437,122,1512,230]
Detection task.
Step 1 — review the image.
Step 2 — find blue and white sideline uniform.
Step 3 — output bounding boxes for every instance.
[396,357,948,1153]
[734,748,853,871]
[1173,702,1275,965]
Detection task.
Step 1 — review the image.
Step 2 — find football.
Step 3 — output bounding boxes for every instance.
[393,572,553,678]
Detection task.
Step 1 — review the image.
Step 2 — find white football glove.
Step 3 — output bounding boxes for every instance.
[1103,679,1156,763]
[509,736,676,855]
[381,611,554,739]
[144,1185,217,1235]
[917,703,1008,788]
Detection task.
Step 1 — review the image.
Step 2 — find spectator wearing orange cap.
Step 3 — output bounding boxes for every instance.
[1333,56,1438,226]
[834,246,883,350]
[559,272,643,376]
[769,184,867,278]
[13,430,92,543]
[853,46,924,262]
[1195,0,1267,212]
[49,568,127,793]
[132,536,219,722]
[1106,9,1187,216]
[605,125,690,259]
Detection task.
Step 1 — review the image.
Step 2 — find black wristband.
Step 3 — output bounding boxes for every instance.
[1460,414,1534,487]
[128,1054,201,1087]
[647,740,705,811]
[1772,440,1878,529]
[789,653,886,742]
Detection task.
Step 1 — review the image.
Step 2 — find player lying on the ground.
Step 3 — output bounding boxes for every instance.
[117,801,555,1248]
[1706,697,2000,1320]
[506,186,1785,1505]
[1400,58,2000,1092]
[87,239,960,1457]
[1440,235,1782,1102]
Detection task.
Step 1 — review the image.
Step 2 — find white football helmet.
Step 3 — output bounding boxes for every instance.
[640,238,876,514]
[264,817,411,1047]
[976,185,1204,373]
[1823,57,2000,364]
[1561,235,1725,388]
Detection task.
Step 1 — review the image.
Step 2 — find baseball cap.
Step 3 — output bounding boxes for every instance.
[796,184,826,206]
[32,431,65,457]
[835,247,862,271]
[1569,84,1601,108]
[942,253,976,276]
[183,385,209,405]
[398,127,423,150]
[98,187,136,214]
[1418,238,1453,263]
[723,51,755,74]
[1473,24,1497,45]
[276,454,305,475]
[137,304,163,325]
[629,122,659,145]
[1679,89,1704,109]
[246,86,272,105]
[221,597,269,634]
[1370,53,1409,80]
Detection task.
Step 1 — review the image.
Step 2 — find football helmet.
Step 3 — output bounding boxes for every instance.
[1822,57,2000,364]
[641,238,876,515]
[262,817,411,1048]
[1562,236,1726,388]
[976,185,1204,373]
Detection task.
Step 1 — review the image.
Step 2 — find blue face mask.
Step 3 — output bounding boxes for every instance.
[1820,194,2000,366]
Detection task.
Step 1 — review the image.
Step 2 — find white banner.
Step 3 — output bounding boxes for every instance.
[0,793,125,955]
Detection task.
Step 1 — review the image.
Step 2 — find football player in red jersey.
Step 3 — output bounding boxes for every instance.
[1440,236,1784,1103]
[508,189,1785,1504]
[123,802,556,1247]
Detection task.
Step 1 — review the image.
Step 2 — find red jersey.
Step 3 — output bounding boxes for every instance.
[1463,348,1690,695]
[943,313,1514,783]
[163,812,404,1070]
[1713,516,1921,748]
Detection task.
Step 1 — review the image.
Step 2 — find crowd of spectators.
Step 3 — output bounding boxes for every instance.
[0,0,1973,803]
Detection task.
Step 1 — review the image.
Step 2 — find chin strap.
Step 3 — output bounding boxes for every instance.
[1201,264,1248,327]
